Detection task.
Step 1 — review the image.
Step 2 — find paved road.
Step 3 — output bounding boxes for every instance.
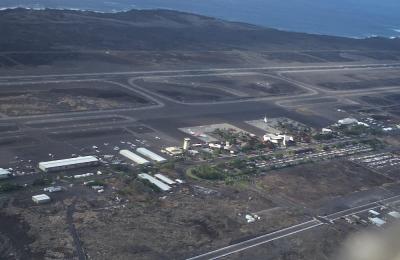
[66,201,86,260]
[187,220,323,260]
[326,194,400,221]
[187,194,400,260]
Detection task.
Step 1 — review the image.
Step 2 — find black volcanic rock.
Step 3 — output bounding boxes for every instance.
[0,8,399,52]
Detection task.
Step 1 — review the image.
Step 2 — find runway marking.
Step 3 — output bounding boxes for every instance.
[188,193,400,260]
[326,193,400,220]
[187,220,321,260]
[0,63,398,80]
[280,65,400,73]
[209,224,323,260]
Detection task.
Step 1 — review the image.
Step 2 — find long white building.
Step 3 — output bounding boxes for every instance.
[155,174,176,185]
[119,150,150,165]
[0,168,10,179]
[136,147,167,163]
[138,173,171,191]
[38,156,99,172]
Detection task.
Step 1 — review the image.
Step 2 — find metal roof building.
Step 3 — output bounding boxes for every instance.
[38,156,99,172]
[136,147,167,163]
[0,168,10,179]
[368,210,380,216]
[369,217,386,227]
[388,211,400,219]
[138,173,171,191]
[155,174,176,185]
[119,150,150,165]
[32,194,51,204]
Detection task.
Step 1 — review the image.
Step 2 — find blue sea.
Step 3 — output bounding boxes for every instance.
[1,0,400,38]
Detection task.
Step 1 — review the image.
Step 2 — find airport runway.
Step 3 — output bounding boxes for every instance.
[0,61,398,154]
[326,194,400,220]
[0,62,399,123]
[0,62,399,83]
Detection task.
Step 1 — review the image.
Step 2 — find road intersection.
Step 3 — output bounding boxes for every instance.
[187,194,400,260]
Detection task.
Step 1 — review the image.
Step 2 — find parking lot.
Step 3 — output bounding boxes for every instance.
[349,152,400,180]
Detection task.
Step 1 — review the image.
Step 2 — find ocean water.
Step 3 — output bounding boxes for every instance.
[1,0,400,38]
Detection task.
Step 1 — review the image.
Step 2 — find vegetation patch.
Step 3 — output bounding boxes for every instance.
[0,182,22,193]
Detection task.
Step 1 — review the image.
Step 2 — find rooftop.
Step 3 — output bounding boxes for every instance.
[0,168,10,175]
[369,217,386,227]
[39,156,98,168]
[138,173,172,191]
[136,147,167,162]
[388,211,400,219]
[338,118,358,125]
[155,174,176,185]
[120,150,149,165]
[32,194,51,201]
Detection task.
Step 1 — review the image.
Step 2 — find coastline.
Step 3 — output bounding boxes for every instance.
[0,5,399,39]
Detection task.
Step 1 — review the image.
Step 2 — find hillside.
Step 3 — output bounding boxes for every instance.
[0,8,399,52]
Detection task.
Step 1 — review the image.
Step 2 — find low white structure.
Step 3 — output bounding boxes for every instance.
[38,156,99,172]
[338,118,358,125]
[74,173,94,179]
[388,211,400,219]
[0,168,10,179]
[357,122,370,127]
[138,173,171,191]
[91,185,104,191]
[263,133,294,146]
[32,194,51,204]
[175,179,184,184]
[369,217,386,227]
[245,214,255,223]
[119,150,149,165]
[209,143,222,149]
[155,174,176,185]
[322,128,333,134]
[165,147,183,156]
[368,210,380,216]
[43,186,62,193]
[136,148,167,163]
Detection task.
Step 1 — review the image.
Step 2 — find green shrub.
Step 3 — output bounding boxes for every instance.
[32,176,52,186]
[0,183,22,193]
[189,165,225,180]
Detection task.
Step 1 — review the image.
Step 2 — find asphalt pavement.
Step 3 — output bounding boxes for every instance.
[187,194,400,260]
